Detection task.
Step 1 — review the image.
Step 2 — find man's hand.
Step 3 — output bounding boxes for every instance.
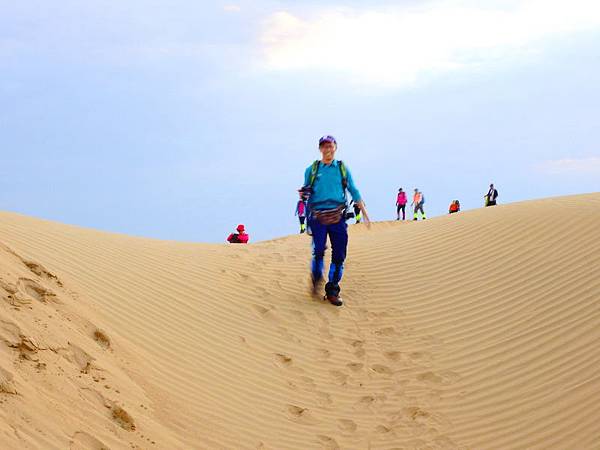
[357,201,371,229]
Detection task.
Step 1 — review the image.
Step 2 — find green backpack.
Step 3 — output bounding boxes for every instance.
[309,160,348,190]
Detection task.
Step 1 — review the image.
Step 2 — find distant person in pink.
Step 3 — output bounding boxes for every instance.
[295,199,307,233]
[227,224,249,244]
[396,188,407,220]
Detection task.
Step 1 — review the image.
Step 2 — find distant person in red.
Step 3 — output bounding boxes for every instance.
[227,224,249,244]
[449,200,460,214]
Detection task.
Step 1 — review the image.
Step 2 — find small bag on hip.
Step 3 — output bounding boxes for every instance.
[313,205,346,225]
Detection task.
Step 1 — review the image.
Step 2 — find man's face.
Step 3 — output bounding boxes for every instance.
[319,142,336,160]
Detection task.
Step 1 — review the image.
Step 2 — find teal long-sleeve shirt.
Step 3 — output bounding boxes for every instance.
[303,160,362,211]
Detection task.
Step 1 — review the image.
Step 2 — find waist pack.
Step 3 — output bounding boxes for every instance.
[312,205,346,225]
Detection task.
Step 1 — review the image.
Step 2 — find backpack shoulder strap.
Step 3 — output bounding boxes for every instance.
[338,160,348,190]
[309,160,320,187]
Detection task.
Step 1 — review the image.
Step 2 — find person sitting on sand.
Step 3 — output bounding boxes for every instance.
[227,224,249,244]
[449,200,460,214]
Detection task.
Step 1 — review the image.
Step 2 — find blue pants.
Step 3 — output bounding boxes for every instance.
[309,216,348,297]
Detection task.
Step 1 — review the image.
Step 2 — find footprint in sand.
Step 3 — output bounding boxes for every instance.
[416,371,443,384]
[276,327,302,345]
[354,394,386,411]
[370,364,394,376]
[0,320,22,347]
[317,435,340,450]
[254,286,269,296]
[374,327,397,337]
[274,353,295,369]
[0,366,17,394]
[346,339,365,358]
[337,419,357,433]
[299,376,316,388]
[251,304,277,321]
[319,325,335,341]
[328,369,349,386]
[407,351,432,364]
[383,351,402,362]
[70,431,109,450]
[347,362,364,372]
[111,404,135,431]
[17,278,58,303]
[289,310,308,323]
[315,391,333,406]
[353,309,370,321]
[404,406,431,424]
[417,371,460,385]
[286,405,318,424]
[92,329,111,350]
[374,425,394,436]
[13,335,41,361]
[22,260,63,287]
[67,344,95,374]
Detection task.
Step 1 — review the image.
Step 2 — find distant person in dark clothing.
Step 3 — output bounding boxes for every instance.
[485,184,498,206]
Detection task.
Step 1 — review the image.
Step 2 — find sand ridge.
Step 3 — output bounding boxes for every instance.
[0,193,599,449]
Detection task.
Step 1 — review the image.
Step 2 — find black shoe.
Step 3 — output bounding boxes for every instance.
[324,295,343,306]
[413,218,417,221]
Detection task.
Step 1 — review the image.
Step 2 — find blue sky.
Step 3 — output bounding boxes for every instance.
[1,0,599,242]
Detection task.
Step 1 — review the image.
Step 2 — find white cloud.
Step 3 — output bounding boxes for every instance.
[224,5,241,13]
[259,0,600,87]
[537,157,600,174]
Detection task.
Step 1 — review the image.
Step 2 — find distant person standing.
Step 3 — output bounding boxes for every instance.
[485,184,499,206]
[411,188,426,220]
[295,198,308,233]
[227,224,249,244]
[396,188,407,220]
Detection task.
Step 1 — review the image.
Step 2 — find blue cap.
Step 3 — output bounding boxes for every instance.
[319,135,337,146]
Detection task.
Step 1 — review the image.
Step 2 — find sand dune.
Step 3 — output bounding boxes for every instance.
[0,193,599,449]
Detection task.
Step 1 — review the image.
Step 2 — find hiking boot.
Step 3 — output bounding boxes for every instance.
[324,295,343,307]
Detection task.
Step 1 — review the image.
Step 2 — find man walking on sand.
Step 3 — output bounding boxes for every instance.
[300,135,370,307]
